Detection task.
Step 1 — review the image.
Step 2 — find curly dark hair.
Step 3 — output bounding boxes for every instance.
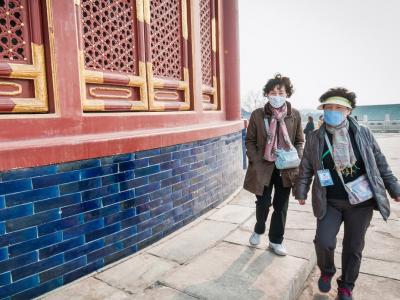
[263,73,294,98]
[319,87,357,108]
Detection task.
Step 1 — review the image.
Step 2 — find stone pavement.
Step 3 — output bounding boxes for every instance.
[38,134,400,300]
[39,188,317,300]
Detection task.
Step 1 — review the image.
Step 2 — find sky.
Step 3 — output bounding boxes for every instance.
[238,0,400,110]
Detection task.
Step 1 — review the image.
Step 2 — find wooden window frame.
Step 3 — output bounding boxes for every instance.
[200,0,219,111]
[0,0,54,114]
[76,0,148,112]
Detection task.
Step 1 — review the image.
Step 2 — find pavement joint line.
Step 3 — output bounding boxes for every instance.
[224,226,316,245]
[285,227,315,230]
[336,267,400,282]
[146,251,186,266]
[152,280,202,299]
[358,271,400,282]
[92,274,135,296]
[204,217,243,225]
[372,230,400,240]
[333,250,400,265]
[287,209,314,214]
[222,239,314,262]
[283,237,314,244]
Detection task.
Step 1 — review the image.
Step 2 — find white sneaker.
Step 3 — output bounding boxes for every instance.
[249,232,261,246]
[269,242,287,256]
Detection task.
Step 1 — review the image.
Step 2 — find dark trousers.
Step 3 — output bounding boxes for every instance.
[254,168,291,244]
[314,198,374,290]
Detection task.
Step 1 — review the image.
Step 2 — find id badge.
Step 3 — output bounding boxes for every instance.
[317,169,334,187]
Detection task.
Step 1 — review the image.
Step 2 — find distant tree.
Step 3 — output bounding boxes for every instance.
[241,90,265,113]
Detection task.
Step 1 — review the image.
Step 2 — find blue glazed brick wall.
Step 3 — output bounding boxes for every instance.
[0,131,244,299]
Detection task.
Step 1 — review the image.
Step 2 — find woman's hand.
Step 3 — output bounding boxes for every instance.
[297,199,306,205]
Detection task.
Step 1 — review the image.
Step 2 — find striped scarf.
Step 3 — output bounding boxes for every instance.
[263,103,292,162]
[325,119,357,175]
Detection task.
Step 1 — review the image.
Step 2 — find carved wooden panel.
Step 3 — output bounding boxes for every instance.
[0,0,48,113]
[200,0,218,110]
[144,0,190,111]
[78,0,148,112]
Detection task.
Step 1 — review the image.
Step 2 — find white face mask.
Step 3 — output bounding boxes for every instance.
[268,95,286,108]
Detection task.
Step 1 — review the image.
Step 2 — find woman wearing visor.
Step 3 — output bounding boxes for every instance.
[294,88,400,300]
[244,74,304,256]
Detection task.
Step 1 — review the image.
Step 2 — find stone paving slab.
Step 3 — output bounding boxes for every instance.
[288,200,314,213]
[283,228,316,244]
[95,253,179,295]
[160,241,311,300]
[207,204,254,224]
[349,272,400,300]
[229,189,256,208]
[285,210,316,230]
[333,253,400,281]
[336,219,400,264]
[299,266,400,300]
[147,220,237,264]
[42,277,130,300]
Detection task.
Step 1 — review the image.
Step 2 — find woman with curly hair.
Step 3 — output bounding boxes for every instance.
[294,87,400,300]
[244,73,304,256]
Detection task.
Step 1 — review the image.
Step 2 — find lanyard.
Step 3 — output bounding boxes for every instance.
[321,138,331,170]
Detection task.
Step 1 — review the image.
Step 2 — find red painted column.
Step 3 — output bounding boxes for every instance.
[221,0,241,121]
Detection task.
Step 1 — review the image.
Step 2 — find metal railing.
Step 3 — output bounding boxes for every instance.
[358,120,400,132]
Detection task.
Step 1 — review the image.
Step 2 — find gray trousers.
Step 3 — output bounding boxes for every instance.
[314,198,374,290]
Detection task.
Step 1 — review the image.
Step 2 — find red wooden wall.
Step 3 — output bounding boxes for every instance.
[0,0,242,172]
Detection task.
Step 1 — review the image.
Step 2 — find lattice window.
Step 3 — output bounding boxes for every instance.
[81,0,138,75]
[0,0,49,114]
[199,0,218,110]
[0,0,30,63]
[78,0,190,112]
[200,0,212,86]
[149,0,182,80]
[77,0,148,112]
[144,0,190,111]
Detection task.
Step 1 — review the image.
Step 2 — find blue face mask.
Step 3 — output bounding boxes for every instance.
[324,110,345,126]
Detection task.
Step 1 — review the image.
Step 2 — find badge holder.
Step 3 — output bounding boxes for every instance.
[317,144,334,187]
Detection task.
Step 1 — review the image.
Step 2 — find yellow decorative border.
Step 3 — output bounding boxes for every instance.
[0,81,22,96]
[212,18,216,52]
[89,86,132,99]
[182,0,188,40]
[7,40,48,113]
[143,0,150,23]
[136,0,144,22]
[81,57,149,111]
[154,90,180,101]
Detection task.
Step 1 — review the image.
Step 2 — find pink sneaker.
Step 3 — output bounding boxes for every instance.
[338,287,352,300]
